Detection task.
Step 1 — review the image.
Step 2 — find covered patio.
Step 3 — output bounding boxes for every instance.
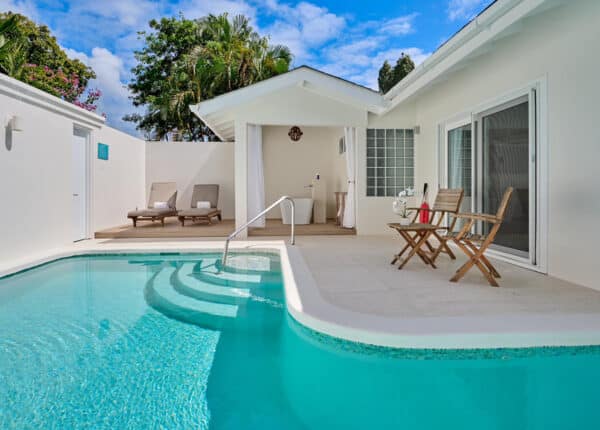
[190,66,384,237]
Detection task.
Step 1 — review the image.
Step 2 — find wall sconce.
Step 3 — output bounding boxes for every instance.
[288,126,303,142]
[5,115,23,132]
[413,125,420,135]
[4,115,23,152]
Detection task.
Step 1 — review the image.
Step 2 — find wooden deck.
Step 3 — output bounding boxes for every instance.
[94,218,355,239]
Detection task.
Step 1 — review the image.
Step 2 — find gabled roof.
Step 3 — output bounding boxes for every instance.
[190,66,386,141]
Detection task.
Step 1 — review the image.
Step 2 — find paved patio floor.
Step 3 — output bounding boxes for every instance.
[293,236,600,318]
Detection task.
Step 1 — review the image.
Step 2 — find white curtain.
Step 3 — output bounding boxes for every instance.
[342,127,356,228]
[247,124,265,227]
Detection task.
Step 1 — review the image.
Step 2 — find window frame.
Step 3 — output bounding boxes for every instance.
[366,128,415,197]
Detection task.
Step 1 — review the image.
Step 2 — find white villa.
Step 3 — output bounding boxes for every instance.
[3,0,600,427]
[1,0,599,336]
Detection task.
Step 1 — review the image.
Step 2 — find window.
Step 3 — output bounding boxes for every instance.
[366,128,414,197]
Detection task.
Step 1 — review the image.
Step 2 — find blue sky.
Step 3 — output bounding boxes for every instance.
[1,0,493,135]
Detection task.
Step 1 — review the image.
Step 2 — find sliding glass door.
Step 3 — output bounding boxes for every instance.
[479,96,532,259]
[443,90,537,265]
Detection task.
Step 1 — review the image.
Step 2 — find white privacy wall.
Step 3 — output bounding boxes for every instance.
[145,142,235,219]
[373,0,600,289]
[0,74,145,265]
[93,126,146,231]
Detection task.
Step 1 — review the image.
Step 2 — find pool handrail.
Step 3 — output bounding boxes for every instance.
[221,196,295,268]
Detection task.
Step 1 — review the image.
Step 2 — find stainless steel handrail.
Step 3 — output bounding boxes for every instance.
[221,196,295,267]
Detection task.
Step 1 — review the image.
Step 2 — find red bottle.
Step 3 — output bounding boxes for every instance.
[419,183,430,224]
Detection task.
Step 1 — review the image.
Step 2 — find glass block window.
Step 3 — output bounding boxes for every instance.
[366,128,414,197]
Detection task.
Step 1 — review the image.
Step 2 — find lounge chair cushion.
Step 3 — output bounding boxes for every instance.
[128,208,177,218]
[191,184,219,208]
[147,182,178,209]
[178,208,220,217]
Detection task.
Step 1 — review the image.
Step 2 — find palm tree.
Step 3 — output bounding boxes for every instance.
[168,13,292,140]
[0,14,25,76]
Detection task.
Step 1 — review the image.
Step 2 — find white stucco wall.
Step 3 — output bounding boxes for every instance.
[356,103,418,235]
[262,126,346,219]
[0,74,146,264]
[93,126,146,231]
[372,0,600,288]
[145,142,235,219]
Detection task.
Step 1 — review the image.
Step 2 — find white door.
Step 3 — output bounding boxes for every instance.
[72,131,88,241]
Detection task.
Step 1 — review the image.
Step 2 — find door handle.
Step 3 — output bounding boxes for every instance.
[73,194,79,197]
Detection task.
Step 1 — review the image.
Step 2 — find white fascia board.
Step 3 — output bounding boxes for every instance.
[191,66,386,118]
[192,74,300,117]
[300,80,387,114]
[190,105,231,142]
[382,0,548,113]
[0,73,105,128]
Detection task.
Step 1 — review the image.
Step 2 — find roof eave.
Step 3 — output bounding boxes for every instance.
[381,0,549,113]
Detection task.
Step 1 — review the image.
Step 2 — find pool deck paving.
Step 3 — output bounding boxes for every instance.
[2,235,600,349]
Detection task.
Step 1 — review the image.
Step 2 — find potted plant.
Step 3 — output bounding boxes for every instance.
[392,189,414,226]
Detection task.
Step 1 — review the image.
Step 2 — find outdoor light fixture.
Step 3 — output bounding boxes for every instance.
[288,126,303,142]
[5,115,23,132]
[4,115,23,152]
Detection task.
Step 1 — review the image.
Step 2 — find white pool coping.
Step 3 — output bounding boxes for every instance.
[2,239,600,350]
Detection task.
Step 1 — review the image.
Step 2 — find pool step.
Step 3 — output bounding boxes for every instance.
[218,254,279,274]
[146,267,238,329]
[173,264,250,305]
[191,261,265,288]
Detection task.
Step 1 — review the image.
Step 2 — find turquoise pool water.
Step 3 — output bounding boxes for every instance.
[1,253,600,429]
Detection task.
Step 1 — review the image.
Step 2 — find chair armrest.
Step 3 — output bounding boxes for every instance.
[455,212,499,223]
[407,207,443,213]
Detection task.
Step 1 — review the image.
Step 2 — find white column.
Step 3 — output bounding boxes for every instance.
[354,126,367,234]
[234,120,248,237]
[247,124,265,227]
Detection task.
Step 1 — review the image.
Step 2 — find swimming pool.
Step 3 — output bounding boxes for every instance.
[1,253,599,429]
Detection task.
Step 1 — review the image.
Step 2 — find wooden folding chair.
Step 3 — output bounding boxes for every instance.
[389,188,464,269]
[440,187,514,287]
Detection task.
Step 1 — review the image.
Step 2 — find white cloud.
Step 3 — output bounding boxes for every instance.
[378,14,417,36]
[447,0,486,21]
[68,0,158,29]
[174,0,257,21]
[65,47,139,133]
[315,12,427,90]
[0,0,39,20]
[261,1,346,62]
[324,46,431,90]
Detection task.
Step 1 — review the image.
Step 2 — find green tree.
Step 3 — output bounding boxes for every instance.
[0,12,99,111]
[377,53,415,93]
[126,14,292,141]
[0,14,19,74]
[377,60,394,93]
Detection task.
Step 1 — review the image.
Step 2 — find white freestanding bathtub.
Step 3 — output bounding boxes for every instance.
[281,198,313,224]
